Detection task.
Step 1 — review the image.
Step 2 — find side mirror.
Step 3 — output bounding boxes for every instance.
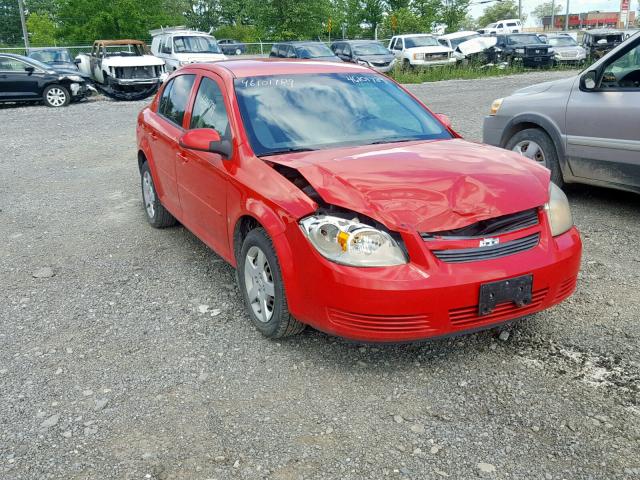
[74,58,81,65]
[24,66,35,75]
[179,128,232,159]
[581,70,598,91]
[435,113,452,129]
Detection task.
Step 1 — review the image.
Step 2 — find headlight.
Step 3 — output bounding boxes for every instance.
[299,215,407,267]
[515,48,525,54]
[489,98,503,115]
[413,53,425,60]
[59,74,83,82]
[545,183,573,237]
[357,60,370,66]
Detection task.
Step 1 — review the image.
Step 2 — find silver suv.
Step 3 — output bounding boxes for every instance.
[483,32,640,193]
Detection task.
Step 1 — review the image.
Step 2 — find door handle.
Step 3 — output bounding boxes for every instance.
[149,131,158,140]
[0,74,7,79]
[177,152,189,164]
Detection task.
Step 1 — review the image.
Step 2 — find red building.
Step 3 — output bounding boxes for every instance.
[543,11,637,30]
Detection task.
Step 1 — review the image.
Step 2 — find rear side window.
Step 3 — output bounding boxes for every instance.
[159,74,196,127]
[190,77,230,138]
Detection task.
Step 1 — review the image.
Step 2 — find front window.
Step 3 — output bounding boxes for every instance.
[173,36,222,54]
[548,37,577,47]
[29,49,72,63]
[507,35,543,45]
[450,34,480,49]
[0,57,30,71]
[234,73,452,156]
[404,36,440,48]
[353,43,389,56]
[294,44,334,58]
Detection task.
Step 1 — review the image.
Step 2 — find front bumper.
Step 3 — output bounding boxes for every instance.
[516,55,554,68]
[482,114,509,146]
[281,218,581,343]
[111,77,162,86]
[410,57,457,67]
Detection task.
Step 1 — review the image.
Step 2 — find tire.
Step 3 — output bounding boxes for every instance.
[235,48,242,56]
[505,128,564,186]
[140,161,177,228]
[43,85,70,108]
[237,228,305,338]
[402,59,412,71]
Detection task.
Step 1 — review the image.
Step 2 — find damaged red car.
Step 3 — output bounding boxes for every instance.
[136,60,581,342]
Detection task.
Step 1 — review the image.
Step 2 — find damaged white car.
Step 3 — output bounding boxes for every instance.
[76,40,167,101]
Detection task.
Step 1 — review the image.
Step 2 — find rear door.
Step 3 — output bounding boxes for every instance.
[565,39,640,188]
[175,74,231,257]
[146,74,197,216]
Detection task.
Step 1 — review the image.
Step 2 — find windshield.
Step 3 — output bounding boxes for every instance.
[404,36,440,48]
[548,37,578,47]
[173,36,222,54]
[508,34,544,45]
[295,44,334,58]
[450,34,480,49]
[486,23,496,28]
[29,49,72,63]
[234,73,451,156]
[353,43,389,55]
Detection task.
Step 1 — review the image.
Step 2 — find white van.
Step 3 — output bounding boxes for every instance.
[478,19,522,35]
[150,27,227,71]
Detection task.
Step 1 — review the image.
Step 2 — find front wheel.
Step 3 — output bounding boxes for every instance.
[43,85,70,107]
[238,228,305,338]
[506,128,564,186]
[235,48,242,55]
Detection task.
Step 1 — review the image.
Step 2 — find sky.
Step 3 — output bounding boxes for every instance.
[470,0,640,26]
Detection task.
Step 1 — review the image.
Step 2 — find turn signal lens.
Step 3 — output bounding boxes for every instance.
[489,98,503,116]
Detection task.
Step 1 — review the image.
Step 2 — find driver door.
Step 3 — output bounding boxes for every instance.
[565,39,640,188]
[175,74,231,258]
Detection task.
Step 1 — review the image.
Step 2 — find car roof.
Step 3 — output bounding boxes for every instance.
[0,53,30,60]
[275,41,327,46]
[334,39,382,44]
[95,39,146,46]
[440,31,479,39]
[586,29,623,35]
[186,58,370,78]
[395,34,434,38]
[27,47,69,51]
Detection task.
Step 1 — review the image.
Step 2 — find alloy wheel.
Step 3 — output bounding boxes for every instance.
[243,246,276,323]
[46,87,67,107]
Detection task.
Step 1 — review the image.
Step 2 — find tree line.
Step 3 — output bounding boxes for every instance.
[0,0,522,47]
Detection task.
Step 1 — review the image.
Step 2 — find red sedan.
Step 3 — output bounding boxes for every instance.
[136,60,581,342]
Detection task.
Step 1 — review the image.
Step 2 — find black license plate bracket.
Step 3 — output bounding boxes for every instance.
[478,274,533,316]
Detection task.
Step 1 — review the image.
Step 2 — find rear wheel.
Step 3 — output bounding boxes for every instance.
[43,85,70,107]
[140,161,177,228]
[235,48,242,55]
[238,228,305,338]
[506,128,564,186]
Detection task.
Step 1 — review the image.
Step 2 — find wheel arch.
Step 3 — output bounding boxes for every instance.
[500,113,571,177]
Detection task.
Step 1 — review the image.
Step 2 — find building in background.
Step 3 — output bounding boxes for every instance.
[542,11,637,30]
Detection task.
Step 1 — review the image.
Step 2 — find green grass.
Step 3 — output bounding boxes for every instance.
[388,61,583,84]
[389,63,532,83]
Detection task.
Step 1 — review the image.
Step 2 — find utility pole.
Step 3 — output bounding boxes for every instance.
[564,0,570,31]
[18,0,29,50]
[551,0,555,31]
[518,0,522,20]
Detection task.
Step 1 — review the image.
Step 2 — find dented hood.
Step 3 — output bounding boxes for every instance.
[266,139,550,233]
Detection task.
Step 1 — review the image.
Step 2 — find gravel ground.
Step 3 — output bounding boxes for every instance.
[1,71,639,480]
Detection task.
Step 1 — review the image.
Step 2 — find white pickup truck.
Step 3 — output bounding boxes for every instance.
[150,27,227,71]
[76,40,166,101]
[388,34,456,68]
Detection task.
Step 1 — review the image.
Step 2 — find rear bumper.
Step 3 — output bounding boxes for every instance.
[282,222,582,343]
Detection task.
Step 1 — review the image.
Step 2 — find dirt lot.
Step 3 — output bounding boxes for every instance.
[1,71,639,480]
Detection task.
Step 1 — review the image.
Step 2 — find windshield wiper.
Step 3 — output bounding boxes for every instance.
[259,147,317,157]
[367,137,424,145]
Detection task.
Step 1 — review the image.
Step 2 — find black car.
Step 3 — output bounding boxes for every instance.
[581,29,624,60]
[27,47,79,72]
[491,33,554,67]
[269,41,342,62]
[217,39,246,55]
[330,40,396,72]
[0,53,92,107]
